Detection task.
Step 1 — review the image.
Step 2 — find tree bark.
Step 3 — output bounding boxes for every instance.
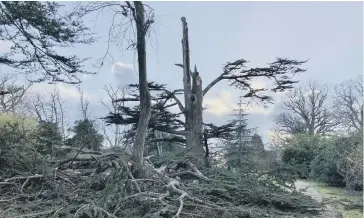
[132,1,152,172]
[181,18,206,166]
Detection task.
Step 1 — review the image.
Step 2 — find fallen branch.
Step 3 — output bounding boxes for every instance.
[3,174,44,182]
[11,207,62,218]
[174,192,187,218]
[167,178,223,215]
[20,177,30,193]
[168,171,210,182]
[186,160,209,180]
[68,142,91,166]
[53,145,103,155]
[0,182,13,186]
[123,161,141,193]
[57,153,119,167]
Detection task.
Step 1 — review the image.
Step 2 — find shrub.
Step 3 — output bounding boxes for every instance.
[31,121,63,156]
[310,134,363,190]
[281,134,323,178]
[335,134,363,190]
[68,119,104,151]
[0,122,46,178]
[309,138,345,187]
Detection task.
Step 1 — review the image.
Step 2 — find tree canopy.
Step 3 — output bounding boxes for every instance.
[0,1,94,84]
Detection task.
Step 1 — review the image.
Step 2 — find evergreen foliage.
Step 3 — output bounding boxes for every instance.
[0,1,94,84]
[32,121,63,155]
[68,119,104,151]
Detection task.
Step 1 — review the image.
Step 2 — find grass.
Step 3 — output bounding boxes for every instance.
[307,180,363,218]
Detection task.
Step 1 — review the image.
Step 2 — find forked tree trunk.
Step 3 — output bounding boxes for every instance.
[132,1,152,172]
[181,18,206,166]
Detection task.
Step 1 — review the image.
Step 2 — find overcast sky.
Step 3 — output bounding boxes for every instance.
[1,2,362,145]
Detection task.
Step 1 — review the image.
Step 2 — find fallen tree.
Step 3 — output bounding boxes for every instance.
[0,119,322,217]
[0,146,323,218]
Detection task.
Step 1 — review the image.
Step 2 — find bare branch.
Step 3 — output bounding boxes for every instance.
[0,73,32,114]
[333,76,363,133]
[276,80,337,135]
[78,89,90,120]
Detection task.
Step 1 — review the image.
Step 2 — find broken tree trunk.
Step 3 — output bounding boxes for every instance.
[132,1,152,173]
[181,17,206,166]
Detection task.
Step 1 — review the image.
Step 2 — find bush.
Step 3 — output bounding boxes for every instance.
[310,134,363,190]
[31,121,63,156]
[68,119,104,151]
[338,135,363,190]
[0,122,46,178]
[309,139,345,187]
[281,134,323,178]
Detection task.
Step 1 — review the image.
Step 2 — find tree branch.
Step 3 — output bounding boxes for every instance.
[162,89,185,112]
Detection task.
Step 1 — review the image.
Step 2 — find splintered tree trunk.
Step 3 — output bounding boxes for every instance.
[132,1,152,172]
[181,17,206,166]
[187,69,205,164]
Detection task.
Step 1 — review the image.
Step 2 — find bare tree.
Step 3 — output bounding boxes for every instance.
[0,73,32,114]
[333,77,363,133]
[78,89,90,120]
[275,81,337,135]
[48,88,67,140]
[30,87,68,139]
[100,85,129,148]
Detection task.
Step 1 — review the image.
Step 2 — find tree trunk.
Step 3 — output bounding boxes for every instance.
[181,18,206,166]
[132,1,152,173]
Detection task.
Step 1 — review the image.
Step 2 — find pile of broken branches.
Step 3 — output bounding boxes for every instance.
[0,146,323,218]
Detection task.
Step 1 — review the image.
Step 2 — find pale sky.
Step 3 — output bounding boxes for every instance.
[1,2,362,145]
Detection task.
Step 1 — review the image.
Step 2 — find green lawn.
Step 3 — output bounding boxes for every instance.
[307,180,363,218]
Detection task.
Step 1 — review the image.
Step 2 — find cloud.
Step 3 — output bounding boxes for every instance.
[111,62,138,87]
[28,83,96,101]
[0,40,11,52]
[203,90,233,117]
[203,90,270,117]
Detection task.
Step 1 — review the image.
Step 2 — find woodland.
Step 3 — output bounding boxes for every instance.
[0,2,362,218]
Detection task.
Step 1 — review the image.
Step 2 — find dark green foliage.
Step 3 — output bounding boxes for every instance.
[226,141,255,171]
[32,121,63,156]
[281,134,323,178]
[251,134,264,152]
[186,167,321,217]
[221,114,254,170]
[103,82,185,142]
[310,134,363,190]
[281,132,363,191]
[68,119,104,151]
[0,1,94,84]
[310,145,345,187]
